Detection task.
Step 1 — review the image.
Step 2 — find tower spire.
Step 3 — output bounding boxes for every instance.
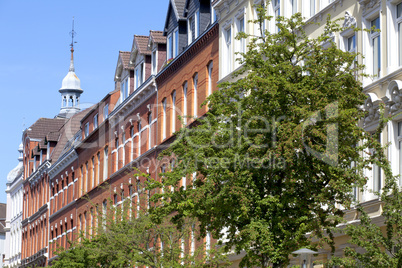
[69,17,77,72]
[58,17,83,119]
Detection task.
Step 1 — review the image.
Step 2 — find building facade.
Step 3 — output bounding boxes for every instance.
[4,144,24,267]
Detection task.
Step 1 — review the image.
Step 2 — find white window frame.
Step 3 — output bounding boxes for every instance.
[183,82,188,124]
[152,49,157,75]
[273,0,280,33]
[163,98,167,140]
[235,9,246,68]
[193,73,198,118]
[387,1,402,73]
[208,61,213,97]
[167,32,173,60]
[223,23,233,77]
[93,114,98,129]
[172,91,176,134]
[195,9,200,39]
[362,8,381,86]
[103,147,108,181]
[188,16,194,45]
[135,62,144,89]
[148,112,152,150]
[84,122,89,138]
[104,104,109,120]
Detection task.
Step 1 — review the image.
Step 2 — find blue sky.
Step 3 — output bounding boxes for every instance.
[0,0,168,203]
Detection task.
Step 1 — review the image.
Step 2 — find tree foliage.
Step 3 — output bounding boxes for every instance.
[327,113,402,268]
[150,7,374,268]
[52,180,229,268]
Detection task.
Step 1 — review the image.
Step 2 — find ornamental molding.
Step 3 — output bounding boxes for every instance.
[343,11,357,28]
[109,77,156,129]
[27,161,51,186]
[48,149,78,179]
[364,92,382,130]
[358,0,380,15]
[386,80,402,114]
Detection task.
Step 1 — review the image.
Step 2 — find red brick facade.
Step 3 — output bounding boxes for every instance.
[20,8,218,267]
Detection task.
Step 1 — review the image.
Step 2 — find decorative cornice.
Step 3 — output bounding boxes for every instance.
[109,76,156,128]
[26,161,51,186]
[48,149,78,179]
[156,23,219,86]
[358,0,380,15]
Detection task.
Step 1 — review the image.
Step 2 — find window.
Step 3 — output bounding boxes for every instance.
[373,133,381,192]
[80,165,84,195]
[152,50,157,74]
[91,157,95,188]
[85,162,89,192]
[120,78,128,102]
[273,0,280,32]
[193,74,198,117]
[398,122,402,185]
[398,3,402,65]
[115,138,119,171]
[291,0,297,15]
[208,61,213,97]
[104,104,109,120]
[114,194,118,205]
[347,35,356,53]
[195,10,200,39]
[167,33,173,60]
[97,152,100,185]
[94,114,98,129]
[135,63,144,89]
[310,0,315,17]
[183,82,188,124]
[168,28,179,60]
[162,98,167,140]
[172,91,176,133]
[188,16,194,44]
[235,15,245,68]
[102,200,107,229]
[174,28,179,57]
[103,147,108,181]
[371,16,380,77]
[148,112,152,150]
[224,27,232,76]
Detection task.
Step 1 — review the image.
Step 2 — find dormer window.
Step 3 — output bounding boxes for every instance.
[188,16,194,44]
[121,77,129,101]
[167,28,179,61]
[84,123,89,138]
[152,50,157,75]
[135,63,144,89]
[195,10,200,39]
[94,114,98,129]
[104,104,109,120]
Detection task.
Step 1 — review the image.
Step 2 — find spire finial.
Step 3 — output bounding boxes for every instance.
[69,17,77,72]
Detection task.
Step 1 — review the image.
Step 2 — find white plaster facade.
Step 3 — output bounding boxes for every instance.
[4,143,24,267]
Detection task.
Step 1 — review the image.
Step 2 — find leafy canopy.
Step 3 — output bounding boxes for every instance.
[151,6,373,268]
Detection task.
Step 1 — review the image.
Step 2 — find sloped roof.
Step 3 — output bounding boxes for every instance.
[51,107,93,162]
[119,51,133,70]
[134,35,151,55]
[26,118,68,140]
[150,31,166,44]
[172,0,186,20]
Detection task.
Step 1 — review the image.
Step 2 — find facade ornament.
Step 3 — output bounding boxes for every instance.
[358,0,380,14]
[343,11,357,28]
[364,93,381,125]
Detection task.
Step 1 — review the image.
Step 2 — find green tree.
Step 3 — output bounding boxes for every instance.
[327,113,402,268]
[150,7,374,268]
[52,179,229,268]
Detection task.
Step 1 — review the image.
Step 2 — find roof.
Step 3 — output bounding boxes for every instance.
[172,0,186,20]
[51,107,93,162]
[134,35,151,55]
[25,118,68,140]
[150,30,166,44]
[164,0,187,35]
[47,131,60,142]
[119,51,133,70]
